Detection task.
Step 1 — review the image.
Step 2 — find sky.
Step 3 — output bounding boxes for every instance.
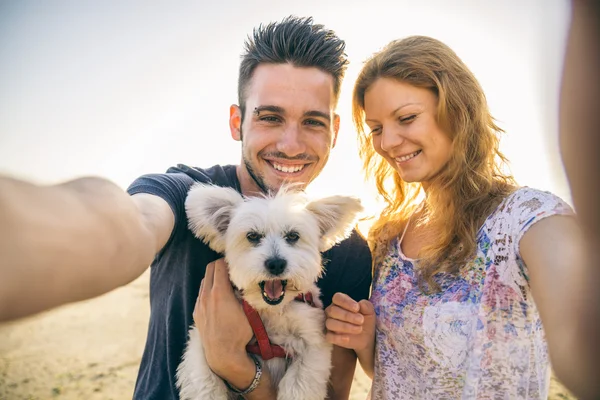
[0,0,573,215]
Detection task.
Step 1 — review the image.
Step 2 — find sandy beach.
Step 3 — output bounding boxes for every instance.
[0,271,576,400]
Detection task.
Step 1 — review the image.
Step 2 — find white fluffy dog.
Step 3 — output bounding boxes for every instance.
[175,183,363,400]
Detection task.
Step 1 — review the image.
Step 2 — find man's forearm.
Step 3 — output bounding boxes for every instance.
[0,176,155,322]
[215,353,276,400]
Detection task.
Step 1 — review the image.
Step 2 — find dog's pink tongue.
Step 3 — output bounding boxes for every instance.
[265,280,283,299]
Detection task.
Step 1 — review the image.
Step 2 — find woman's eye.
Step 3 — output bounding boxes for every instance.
[369,127,382,136]
[400,115,416,123]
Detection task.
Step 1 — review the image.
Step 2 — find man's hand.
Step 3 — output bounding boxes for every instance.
[194,258,276,398]
[194,258,265,392]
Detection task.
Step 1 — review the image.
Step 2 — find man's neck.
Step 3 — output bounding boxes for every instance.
[235,165,265,197]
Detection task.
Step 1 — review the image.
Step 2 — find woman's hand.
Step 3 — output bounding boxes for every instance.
[325,292,376,377]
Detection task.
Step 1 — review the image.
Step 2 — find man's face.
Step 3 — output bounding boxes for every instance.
[230,63,339,194]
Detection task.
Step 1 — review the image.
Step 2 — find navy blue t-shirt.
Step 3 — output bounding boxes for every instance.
[127,164,372,400]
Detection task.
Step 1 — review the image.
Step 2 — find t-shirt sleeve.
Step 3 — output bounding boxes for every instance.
[320,229,373,308]
[127,171,196,251]
[509,188,575,260]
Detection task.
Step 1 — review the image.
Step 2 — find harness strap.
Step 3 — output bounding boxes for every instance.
[242,292,318,360]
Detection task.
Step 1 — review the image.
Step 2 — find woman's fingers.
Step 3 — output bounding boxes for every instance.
[326,304,364,325]
[358,299,375,316]
[331,292,360,312]
[326,317,363,334]
[325,331,351,347]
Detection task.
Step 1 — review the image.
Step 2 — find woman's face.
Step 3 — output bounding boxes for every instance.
[364,78,453,187]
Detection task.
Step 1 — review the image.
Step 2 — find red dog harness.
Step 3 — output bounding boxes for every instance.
[243,292,317,360]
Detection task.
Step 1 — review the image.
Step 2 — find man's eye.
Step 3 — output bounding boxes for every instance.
[285,231,300,244]
[259,115,281,123]
[305,119,326,127]
[246,231,262,243]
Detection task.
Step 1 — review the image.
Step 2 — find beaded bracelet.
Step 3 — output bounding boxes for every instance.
[223,353,262,396]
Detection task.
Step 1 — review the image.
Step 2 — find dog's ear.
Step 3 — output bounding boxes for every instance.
[306,196,363,251]
[185,183,244,253]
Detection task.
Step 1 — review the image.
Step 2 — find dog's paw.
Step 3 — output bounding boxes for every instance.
[176,326,232,400]
[177,369,231,400]
[277,373,328,400]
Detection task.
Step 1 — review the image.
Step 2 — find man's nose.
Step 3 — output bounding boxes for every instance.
[276,124,306,157]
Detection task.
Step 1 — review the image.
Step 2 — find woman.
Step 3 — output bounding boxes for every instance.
[325,36,584,399]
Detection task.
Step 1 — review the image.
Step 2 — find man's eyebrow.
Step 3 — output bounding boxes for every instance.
[253,105,285,116]
[254,106,331,122]
[304,110,332,121]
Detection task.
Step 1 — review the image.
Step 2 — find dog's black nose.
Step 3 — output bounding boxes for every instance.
[265,257,287,276]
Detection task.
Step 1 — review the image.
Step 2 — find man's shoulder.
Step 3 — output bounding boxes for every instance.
[165,164,238,187]
[127,164,239,195]
[318,228,372,305]
[126,164,240,239]
[337,228,369,249]
[324,229,371,264]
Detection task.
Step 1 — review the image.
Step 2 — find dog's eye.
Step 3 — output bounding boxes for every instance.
[285,231,300,244]
[246,231,262,244]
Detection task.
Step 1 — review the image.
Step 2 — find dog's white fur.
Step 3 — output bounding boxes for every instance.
[175,183,363,400]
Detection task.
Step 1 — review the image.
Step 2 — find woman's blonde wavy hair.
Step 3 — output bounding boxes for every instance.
[353,36,516,292]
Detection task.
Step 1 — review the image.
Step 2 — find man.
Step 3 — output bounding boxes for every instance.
[0,16,372,399]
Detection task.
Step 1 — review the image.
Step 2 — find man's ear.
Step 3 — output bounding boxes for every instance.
[230,104,242,141]
[332,113,340,148]
[185,183,244,253]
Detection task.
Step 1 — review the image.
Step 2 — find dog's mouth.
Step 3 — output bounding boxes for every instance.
[259,279,287,305]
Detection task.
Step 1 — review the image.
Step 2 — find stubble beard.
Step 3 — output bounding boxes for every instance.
[239,127,326,195]
[241,125,272,194]
[243,153,272,194]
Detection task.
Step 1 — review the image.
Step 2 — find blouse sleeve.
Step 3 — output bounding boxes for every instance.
[506,188,574,261]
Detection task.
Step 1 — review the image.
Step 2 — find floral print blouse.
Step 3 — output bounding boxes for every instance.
[369,188,573,400]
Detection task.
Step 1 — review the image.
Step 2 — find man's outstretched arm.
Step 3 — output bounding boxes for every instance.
[0,176,174,322]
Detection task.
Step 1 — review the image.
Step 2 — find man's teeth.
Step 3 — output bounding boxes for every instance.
[272,163,305,173]
[396,150,421,162]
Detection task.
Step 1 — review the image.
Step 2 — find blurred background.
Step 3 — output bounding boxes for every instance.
[0,0,573,206]
[0,0,577,399]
